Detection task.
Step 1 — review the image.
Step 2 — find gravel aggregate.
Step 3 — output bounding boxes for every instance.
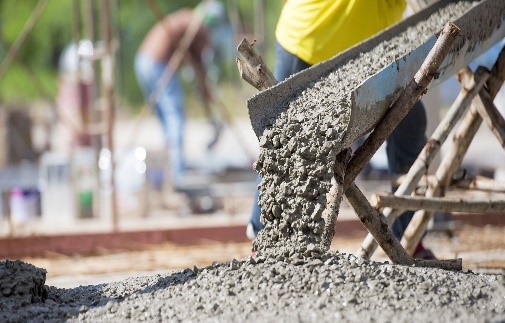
[1,255,504,322]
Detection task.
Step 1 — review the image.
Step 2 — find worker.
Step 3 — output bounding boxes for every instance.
[134,1,228,189]
[246,0,435,260]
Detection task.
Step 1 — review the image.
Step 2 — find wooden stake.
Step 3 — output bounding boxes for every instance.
[236,38,277,91]
[345,184,415,265]
[474,87,505,148]
[393,174,505,193]
[321,149,350,249]
[452,175,505,192]
[372,193,505,213]
[414,258,462,271]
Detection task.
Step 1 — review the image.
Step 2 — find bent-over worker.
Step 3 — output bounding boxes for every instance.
[134,1,227,188]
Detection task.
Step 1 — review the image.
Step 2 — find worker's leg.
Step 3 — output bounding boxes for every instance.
[134,53,186,187]
[247,42,311,238]
[386,100,427,240]
[273,42,311,83]
[246,176,263,240]
[156,73,186,187]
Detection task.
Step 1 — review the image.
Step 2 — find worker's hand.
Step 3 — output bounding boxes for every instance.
[207,117,224,151]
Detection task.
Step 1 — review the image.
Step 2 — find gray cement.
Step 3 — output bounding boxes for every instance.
[253,1,476,255]
[1,257,504,322]
[0,260,47,313]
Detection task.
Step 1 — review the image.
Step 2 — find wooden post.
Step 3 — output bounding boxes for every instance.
[402,46,505,254]
[321,149,350,249]
[357,66,489,259]
[372,193,505,213]
[345,184,462,270]
[392,174,505,193]
[345,184,415,265]
[473,86,505,148]
[100,0,119,231]
[415,258,462,271]
[236,38,277,91]
[452,175,505,192]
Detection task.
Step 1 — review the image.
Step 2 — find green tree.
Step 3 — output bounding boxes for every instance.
[0,0,73,101]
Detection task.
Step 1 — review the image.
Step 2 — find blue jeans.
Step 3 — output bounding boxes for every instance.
[134,53,185,186]
[388,100,427,240]
[249,42,427,241]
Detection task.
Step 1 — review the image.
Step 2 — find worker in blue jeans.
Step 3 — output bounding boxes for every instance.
[134,1,228,189]
[247,0,435,259]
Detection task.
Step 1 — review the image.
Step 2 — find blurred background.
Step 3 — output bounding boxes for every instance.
[0,0,504,287]
[0,0,283,232]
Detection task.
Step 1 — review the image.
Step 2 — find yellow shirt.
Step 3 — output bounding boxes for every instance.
[275,0,406,65]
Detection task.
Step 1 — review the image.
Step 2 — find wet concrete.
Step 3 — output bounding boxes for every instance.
[1,256,504,322]
[0,260,47,314]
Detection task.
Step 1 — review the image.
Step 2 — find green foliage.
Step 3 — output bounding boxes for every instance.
[0,0,73,102]
[0,0,282,110]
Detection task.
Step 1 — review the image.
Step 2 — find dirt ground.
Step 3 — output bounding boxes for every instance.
[22,224,505,288]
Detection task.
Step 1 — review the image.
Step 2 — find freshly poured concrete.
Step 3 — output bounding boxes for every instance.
[1,257,504,322]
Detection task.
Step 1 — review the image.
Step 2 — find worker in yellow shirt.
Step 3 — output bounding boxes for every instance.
[276,0,406,65]
[247,0,435,260]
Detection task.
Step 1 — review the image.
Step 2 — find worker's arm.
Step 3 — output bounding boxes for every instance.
[188,36,223,150]
[190,53,212,101]
[188,27,212,102]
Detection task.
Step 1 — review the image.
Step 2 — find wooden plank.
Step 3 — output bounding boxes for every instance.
[372,193,505,213]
